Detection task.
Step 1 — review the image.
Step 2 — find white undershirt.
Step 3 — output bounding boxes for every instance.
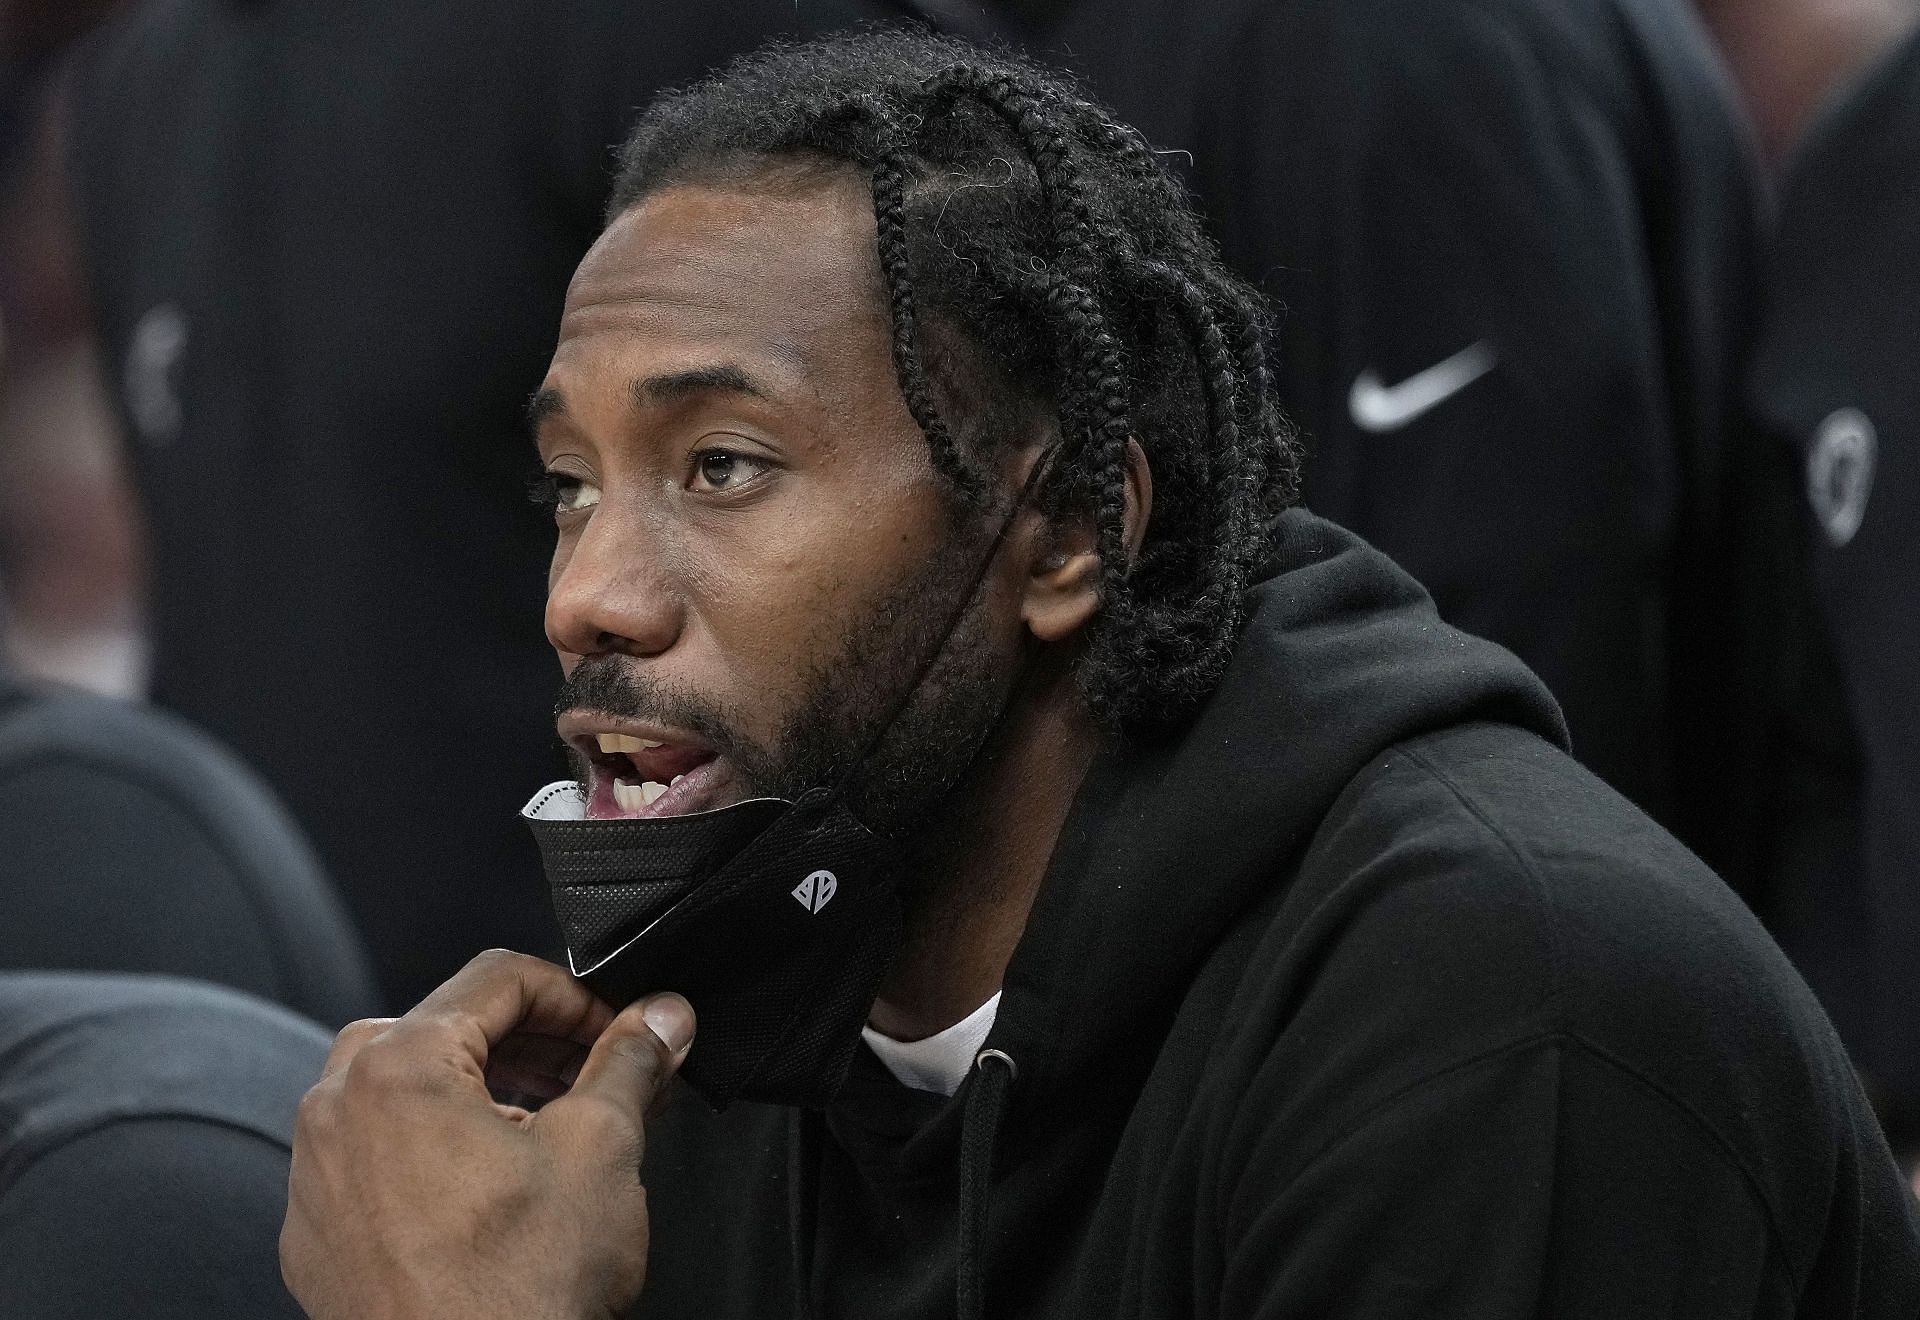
[861,992,1002,1097]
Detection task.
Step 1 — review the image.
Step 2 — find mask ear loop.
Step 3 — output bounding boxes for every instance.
[800,445,1061,818]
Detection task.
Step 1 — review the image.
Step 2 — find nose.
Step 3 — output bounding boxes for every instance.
[544,507,685,661]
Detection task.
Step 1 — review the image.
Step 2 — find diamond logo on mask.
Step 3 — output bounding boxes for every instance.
[792,869,838,914]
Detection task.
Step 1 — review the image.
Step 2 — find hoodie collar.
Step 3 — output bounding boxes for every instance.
[984,509,1567,1112]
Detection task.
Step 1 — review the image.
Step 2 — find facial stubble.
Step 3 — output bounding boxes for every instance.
[555,515,1016,862]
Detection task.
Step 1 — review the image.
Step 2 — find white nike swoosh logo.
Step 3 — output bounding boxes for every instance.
[1349,342,1498,433]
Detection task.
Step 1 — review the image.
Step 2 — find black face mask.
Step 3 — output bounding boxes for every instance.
[523,783,902,1110]
[522,456,1050,1111]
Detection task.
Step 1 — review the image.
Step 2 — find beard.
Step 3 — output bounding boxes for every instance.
[554,520,1015,842]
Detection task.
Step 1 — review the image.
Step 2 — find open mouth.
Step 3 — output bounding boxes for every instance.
[560,720,734,820]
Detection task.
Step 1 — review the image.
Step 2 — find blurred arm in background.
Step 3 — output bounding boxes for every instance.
[1695,0,1920,167]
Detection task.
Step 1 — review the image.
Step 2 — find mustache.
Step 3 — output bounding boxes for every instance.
[554,655,752,763]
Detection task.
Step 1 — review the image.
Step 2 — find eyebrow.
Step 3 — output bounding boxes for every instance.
[525,387,566,433]
[525,363,774,445]
[630,362,772,408]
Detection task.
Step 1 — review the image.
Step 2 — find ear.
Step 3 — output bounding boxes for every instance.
[1021,439,1154,643]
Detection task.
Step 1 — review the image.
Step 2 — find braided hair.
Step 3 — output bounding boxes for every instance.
[608,29,1301,733]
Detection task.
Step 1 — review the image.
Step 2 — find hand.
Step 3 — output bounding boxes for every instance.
[280,950,695,1320]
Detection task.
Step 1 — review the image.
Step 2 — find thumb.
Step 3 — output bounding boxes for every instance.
[552,993,696,1126]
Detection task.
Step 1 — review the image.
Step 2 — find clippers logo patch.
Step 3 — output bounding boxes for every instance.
[1807,407,1877,548]
[125,303,189,446]
[792,869,838,914]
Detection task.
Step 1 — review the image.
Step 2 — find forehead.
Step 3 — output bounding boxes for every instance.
[560,174,886,367]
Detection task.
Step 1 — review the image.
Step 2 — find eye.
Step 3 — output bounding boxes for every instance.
[688,449,770,494]
[529,470,601,514]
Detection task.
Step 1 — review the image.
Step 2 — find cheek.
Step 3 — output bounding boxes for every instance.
[685,489,945,673]
[685,539,844,676]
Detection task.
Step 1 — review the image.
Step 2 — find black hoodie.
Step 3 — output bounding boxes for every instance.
[631,512,1918,1319]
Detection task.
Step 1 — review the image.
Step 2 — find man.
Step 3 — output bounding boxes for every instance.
[1748,24,1920,1175]
[61,0,882,1008]
[282,32,1920,1318]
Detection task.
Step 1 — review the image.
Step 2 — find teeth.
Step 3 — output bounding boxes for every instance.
[595,733,666,754]
[670,774,685,787]
[610,779,671,811]
[609,776,673,813]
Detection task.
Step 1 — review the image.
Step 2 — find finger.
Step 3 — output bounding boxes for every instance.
[545,993,694,1132]
[412,950,617,1046]
[379,950,617,1079]
[319,1017,397,1081]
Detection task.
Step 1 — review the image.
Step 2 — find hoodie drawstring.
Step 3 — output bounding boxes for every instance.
[785,1048,1018,1320]
[788,1106,822,1320]
[958,1048,1017,1320]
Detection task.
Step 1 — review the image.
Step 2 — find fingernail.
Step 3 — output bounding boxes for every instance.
[641,994,695,1054]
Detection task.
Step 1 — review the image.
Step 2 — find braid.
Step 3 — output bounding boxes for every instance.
[826,92,986,500]
[870,145,986,499]
[1058,260,1266,710]
[1145,264,1252,599]
[916,67,1137,619]
[607,30,1305,734]
[1208,270,1301,511]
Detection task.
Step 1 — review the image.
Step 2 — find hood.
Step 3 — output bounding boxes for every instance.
[987,507,1567,1110]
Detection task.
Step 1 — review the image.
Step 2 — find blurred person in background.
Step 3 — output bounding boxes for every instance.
[0,2,145,696]
[1748,24,1920,1183]
[919,0,1795,911]
[60,0,883,1008]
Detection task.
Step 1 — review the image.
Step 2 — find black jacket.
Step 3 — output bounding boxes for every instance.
[1748,28,1920,1142]
[633,512,1918,1318]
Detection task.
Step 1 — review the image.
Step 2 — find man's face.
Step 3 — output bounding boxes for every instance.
[531,174,1026,828]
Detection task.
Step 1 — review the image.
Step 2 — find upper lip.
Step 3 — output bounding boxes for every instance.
[555,711,720,781]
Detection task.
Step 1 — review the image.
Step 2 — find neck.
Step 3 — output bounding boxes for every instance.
[865,678,1097,1042]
